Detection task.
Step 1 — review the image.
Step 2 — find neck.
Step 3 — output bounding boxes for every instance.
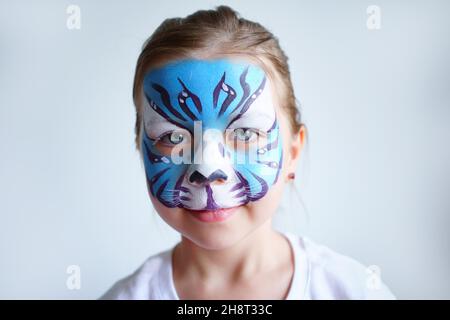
[173,220,284,281]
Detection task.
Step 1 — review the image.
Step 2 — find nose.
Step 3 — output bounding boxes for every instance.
[189,169,228,186]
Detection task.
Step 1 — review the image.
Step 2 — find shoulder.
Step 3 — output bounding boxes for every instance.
[99,248,172,300]
[297,235,396,300]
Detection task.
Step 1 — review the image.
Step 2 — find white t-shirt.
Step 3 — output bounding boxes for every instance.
[100,232,396,300]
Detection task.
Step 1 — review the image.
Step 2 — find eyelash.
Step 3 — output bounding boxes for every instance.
[228,128,266,142]
[153,131,188,146]
[151,127,266,147]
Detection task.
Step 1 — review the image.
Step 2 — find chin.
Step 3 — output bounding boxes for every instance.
[183,226,248,250]
[179,205,253,250]
[151,196,272,250]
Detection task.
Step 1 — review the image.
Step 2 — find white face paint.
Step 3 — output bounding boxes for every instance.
[141,58,283,210]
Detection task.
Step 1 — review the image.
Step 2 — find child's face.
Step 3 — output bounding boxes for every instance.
[142,57,296,249]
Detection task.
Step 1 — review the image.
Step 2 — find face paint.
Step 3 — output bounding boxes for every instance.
[142,58,283,210]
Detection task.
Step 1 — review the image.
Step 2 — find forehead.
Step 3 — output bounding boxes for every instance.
[143,58,267,91]
[142,58,276,131]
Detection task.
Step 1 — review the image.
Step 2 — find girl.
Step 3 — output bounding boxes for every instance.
[101,5,396,300]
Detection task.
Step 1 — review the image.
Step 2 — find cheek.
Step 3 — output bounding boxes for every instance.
[276,112,294,171]
[246,179,286,221]
[149,193,185,228]
[231,120,283,192]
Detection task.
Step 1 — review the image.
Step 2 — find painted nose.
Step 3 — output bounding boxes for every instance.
[189,169,228,185]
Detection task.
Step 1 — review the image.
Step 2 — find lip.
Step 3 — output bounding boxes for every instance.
[186,206,240,223]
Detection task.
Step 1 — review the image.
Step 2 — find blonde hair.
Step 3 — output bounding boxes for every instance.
[132,5,304,152]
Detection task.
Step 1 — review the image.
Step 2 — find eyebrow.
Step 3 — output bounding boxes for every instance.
[229,112,274,123]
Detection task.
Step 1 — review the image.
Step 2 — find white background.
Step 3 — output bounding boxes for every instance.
[0,0,449,299]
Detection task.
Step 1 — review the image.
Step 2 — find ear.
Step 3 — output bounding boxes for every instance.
[284,125,306,181]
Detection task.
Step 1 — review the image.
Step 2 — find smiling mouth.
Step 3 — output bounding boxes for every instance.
[185,206,241,223]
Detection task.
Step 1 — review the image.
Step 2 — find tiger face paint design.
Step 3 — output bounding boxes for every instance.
[142,58,283,211]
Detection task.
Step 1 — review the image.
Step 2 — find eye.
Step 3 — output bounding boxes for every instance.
[231,128,260,142]
[158,131,188,146]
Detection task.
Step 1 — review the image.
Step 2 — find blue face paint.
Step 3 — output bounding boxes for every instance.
[142,58,283,210]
